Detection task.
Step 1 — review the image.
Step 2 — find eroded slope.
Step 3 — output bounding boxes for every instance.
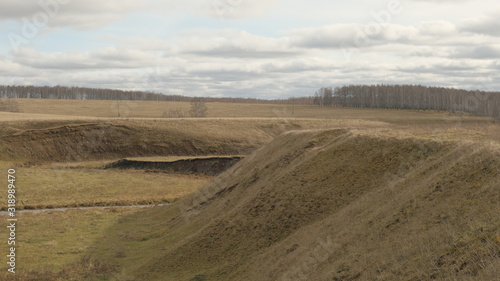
[0,119,296,163]
[65,129,500,281]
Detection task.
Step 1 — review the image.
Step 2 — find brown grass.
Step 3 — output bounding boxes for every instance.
[0,166,211,210]
[1,99,499,280]
[0,208,137,280]
[73,128,500,281]
[0,119,287,163]
[1,98,491,124]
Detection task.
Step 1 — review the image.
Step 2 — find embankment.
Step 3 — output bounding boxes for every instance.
[0,119,295,163]
[40,128,500,280]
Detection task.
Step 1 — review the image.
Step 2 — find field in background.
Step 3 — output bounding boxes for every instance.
[2,97,492,123]
[8,98,325,118]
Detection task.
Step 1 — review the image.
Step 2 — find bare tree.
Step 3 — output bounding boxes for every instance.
[0,98,21,113]
[190,99,208,118]
[1,84,500,117]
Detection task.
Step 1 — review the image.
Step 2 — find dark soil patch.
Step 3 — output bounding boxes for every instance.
[104,157,243,176]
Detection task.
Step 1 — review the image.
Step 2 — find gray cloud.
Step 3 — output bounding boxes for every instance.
[187,45,301,59]
[0,0,281,32]
[396,60,491,77]
[11,47,157,70]
[1,0,145,30]
[453,46,500,59]
[2,1,500,98]
[460,11,500,36]
[176,29,302,59]
[288,22,462,50]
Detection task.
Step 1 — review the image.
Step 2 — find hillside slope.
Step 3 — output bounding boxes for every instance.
[71,128,500,281]
[0,119,302,163]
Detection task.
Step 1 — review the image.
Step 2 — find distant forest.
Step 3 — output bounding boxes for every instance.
[314,85,500,118]
[1,84,499,117]
[0,85,308,105]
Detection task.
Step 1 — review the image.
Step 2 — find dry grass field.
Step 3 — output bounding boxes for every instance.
[66,127,500,281]
[1,166,211,210]
[8,98,386,119]
[0,98,499,280]
[1,97,490,123]
[0,208,143,273]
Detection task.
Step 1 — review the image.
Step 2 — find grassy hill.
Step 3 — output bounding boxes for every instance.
[1,99,499,281]
[43,127,500,281]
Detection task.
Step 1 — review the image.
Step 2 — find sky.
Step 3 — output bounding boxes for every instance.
[1,0,500,99]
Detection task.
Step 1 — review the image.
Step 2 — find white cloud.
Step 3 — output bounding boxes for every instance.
[2,1,500,97]
[289,24,366,49]
[201,0,280,20]
[409,0,471,2]
[261,58,339,73]
[417,20,457,36]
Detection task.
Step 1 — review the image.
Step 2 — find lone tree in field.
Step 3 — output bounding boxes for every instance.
[0,98,21,112]
[190,98,208,117]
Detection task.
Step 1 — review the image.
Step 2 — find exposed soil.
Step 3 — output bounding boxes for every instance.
[104,157,243,176]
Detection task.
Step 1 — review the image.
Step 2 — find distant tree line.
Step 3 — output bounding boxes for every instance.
[314,84,500,117]
[2,84,499,117]
[0,85,309,105]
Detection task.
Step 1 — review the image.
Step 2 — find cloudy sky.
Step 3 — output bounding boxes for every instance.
[1,0,499,98]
